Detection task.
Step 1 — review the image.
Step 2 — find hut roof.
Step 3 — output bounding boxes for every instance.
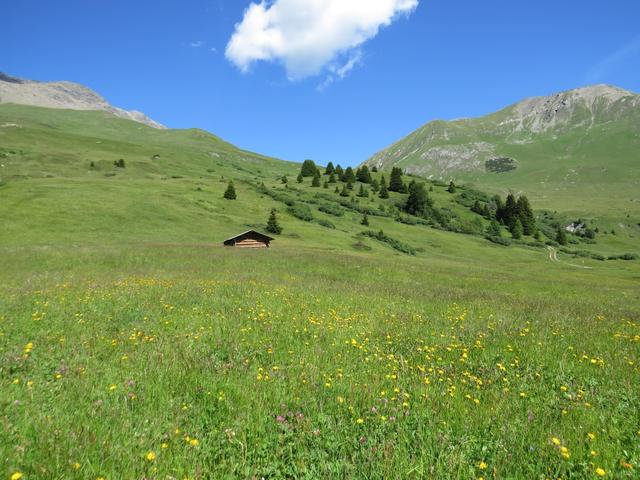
[223,230,274,244]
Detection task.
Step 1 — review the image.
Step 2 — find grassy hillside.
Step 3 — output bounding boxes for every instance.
[1,104,639,479]
[363,86,640,224]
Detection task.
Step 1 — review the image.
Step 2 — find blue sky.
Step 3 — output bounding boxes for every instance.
[4,0,640,166]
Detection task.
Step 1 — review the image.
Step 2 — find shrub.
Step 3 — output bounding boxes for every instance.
[316,219,335,229]
[318,204,343,217]
[608,253,637,261]
[288,204,313,222]
[361,230,416,255]
[486,235,511,246]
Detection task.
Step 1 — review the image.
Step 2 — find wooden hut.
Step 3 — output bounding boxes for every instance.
[223,230,274,248]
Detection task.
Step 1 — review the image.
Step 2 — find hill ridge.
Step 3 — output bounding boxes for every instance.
[0,71,165,129]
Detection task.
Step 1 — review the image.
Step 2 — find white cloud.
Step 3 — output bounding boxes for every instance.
[225,0,418,80]
[190,40,205,48]
[317,49,363,91]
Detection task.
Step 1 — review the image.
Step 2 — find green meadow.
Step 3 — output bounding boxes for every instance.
[1,105,639,479]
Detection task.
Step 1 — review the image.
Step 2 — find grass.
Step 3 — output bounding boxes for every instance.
[2,246,639,479]
[365,93,640,225]
[0,104,639,478]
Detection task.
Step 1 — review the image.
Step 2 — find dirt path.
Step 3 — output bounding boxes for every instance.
[546,246,593,269]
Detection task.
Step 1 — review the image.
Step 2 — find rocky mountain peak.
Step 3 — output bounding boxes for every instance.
[0,72,165,129]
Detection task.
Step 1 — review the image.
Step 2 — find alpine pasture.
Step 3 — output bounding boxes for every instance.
[1,105,639,479]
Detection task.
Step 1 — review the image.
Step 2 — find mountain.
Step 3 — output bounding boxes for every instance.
[364,85,640,216]
[0,72,165,129]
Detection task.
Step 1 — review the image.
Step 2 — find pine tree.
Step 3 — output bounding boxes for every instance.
[379,175,389,199]
[339,185,350,197]
[371,178,379,193]
[516,195,536,235]
[389,167,404,192]
[325,162,335,175]
[335,165,344,179]
[343,166,356,184]
[361,214,369,226]
[266,208,282,234]
[357,184,368,198]
[311,169,321,187]
[281,175,288,184]
[447,181,456,193]
[471,200,483,215]
[405,182,429,216]
[223,181,236,200]
[502,193,518,228]
[323,180,329,189]
[334,186,340,193]
[328,172,336,183]
[356,165,372,183]
[296,173,303,183]
[487,219,502,237]
[346,180,354,190]
[300,159,317,177]
[556,226,568,245]
[511,218,523,239]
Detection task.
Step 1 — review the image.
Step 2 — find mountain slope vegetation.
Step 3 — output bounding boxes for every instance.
[1,100,639,479]
[364,85,640,220]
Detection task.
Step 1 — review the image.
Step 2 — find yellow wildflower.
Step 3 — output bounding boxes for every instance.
[11,473,23,480]
[595,467,606,477]
[145,451,156,462]
[478,461,488,470]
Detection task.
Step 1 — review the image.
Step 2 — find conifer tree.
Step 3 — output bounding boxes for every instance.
[471,200,483,215]
[502,193,518,228]
[405,182,429,216]
[300,159,317,177]
[487,219,502,237]
[223,181,236,200]
[343,166,356,184]
[447,181,456,193]
[281,175,288,184]
[357,184,368,198]
[556,226,568,245]
[511,218,523,239]
[361,214,369,226]
[311,169,321,187]
[328,172,337,183]
[389,167,404,192]
[296,173,304,183]
[323,180,329,189]
[371,178,379,193]
[379,175,389,199]
[339,185,350,197]
[266,208,282,234]
[335,165,344,179]
[356,165,372,183]
[334,185,340,193]
[346,180,354,190]
[325,161,335,175]
[516,195,536,235]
